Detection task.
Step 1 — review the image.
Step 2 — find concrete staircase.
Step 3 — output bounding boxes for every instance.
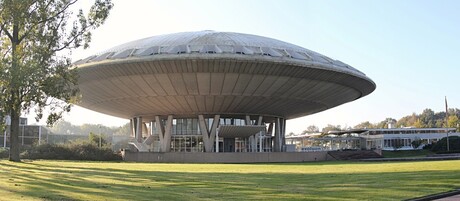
[328,150,383,160]
[128,141,150,152]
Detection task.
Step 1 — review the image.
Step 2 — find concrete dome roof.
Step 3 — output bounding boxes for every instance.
[76,31,376,120]
[76,31,367,77]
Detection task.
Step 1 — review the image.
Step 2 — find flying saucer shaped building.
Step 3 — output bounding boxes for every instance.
[76,31,375,153]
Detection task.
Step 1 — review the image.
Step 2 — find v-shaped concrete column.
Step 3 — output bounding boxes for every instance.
[131,117,143,143]
[156,115,173,152]
[198,115,220,152]
[274,117,286,152]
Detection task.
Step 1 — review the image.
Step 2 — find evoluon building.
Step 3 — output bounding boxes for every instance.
[75,31,375,159]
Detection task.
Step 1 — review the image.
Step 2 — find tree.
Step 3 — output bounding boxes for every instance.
[354,121,375,129]
[89,132,107,147]
[413,119,423,128]
[448,115,459,131]
[302,125,319,134]
[396,113,418,128]
[113,122,130,136]
[419,108,435,128]
[322,124,341,134]
[0,0,113,161]
[50,120,79,134]
[411,137,422,149]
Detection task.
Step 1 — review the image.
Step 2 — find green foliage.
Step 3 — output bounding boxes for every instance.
[88,132,108,146]
[302,125,319,134]
[448,115,459,131]
[113,122,131,135]
[20,141,121,161]
[419,109,436,128]
[50,120,130,136]
[355,108,460,130]
[411,138,423,149]
[0,0,113,161]
[354,121,375,129]
[322,124,342,134]
[0,147,8,158]
[431,136,460,152]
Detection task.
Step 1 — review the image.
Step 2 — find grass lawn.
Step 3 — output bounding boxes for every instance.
[0,160,459,200]
[382,149,434,158]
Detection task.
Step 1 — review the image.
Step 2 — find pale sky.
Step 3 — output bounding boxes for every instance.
[28,0,460,134]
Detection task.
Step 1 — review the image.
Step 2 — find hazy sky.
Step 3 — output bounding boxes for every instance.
[28,0,460,134]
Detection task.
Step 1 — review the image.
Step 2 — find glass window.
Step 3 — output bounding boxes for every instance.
[181,119,186,135]
[192,119,198,134]
[208,118,214,130]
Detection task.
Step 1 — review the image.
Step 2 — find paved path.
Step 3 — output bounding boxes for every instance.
[434,194,460,201]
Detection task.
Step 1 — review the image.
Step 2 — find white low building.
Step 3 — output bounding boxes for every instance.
[366,128,459,151]
[286,128,460,152]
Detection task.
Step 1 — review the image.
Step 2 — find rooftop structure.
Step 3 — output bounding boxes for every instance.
[76,31,376,154]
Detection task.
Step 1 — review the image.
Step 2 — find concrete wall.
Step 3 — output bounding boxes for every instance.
[122,151,331,163]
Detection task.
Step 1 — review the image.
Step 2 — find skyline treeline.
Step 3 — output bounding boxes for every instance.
[297,108,460,135]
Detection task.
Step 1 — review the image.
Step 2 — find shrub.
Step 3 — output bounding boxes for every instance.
[431,136,460,153]
[21,141,122,161]
[0,147,8,159]
[423,143,433,150]
[411,138,423,149]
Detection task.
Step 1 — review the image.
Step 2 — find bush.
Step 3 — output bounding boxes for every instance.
[0,147,8,159]
[431,136,460,153]
[21,141,122,161]
[423,143,433,150]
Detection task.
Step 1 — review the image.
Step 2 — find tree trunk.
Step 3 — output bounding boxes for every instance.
[9,106,21,162]
[9,20,21,162]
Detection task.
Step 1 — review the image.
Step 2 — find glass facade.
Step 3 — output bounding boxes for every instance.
[172,118,200,135]
[149,117,270,153]
[150,118,204,152]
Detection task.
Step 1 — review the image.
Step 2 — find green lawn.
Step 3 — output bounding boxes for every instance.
[0,160,459,200]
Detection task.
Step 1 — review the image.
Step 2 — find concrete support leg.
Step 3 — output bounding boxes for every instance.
[130,118,134,138]
[267,122,273,152]
[156,115,173,152]
[216,127,219,152]
[267,123,273,136]
[274,117,283,152]
[143,121,155,145]
[281,118,286,152]
[164,115,173,152]
[198,114,220,152]
[142,122,148,136]
[135,117,143,143]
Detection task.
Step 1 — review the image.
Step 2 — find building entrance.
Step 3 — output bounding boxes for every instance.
[223,138,235,152]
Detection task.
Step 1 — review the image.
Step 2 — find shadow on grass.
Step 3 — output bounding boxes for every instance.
[1,161,459,201]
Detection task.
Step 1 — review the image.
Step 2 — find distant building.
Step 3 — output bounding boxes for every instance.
[1,116,52,148]
[286,128,460,152]
[368,127,459,150]
[286,129,378,152]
